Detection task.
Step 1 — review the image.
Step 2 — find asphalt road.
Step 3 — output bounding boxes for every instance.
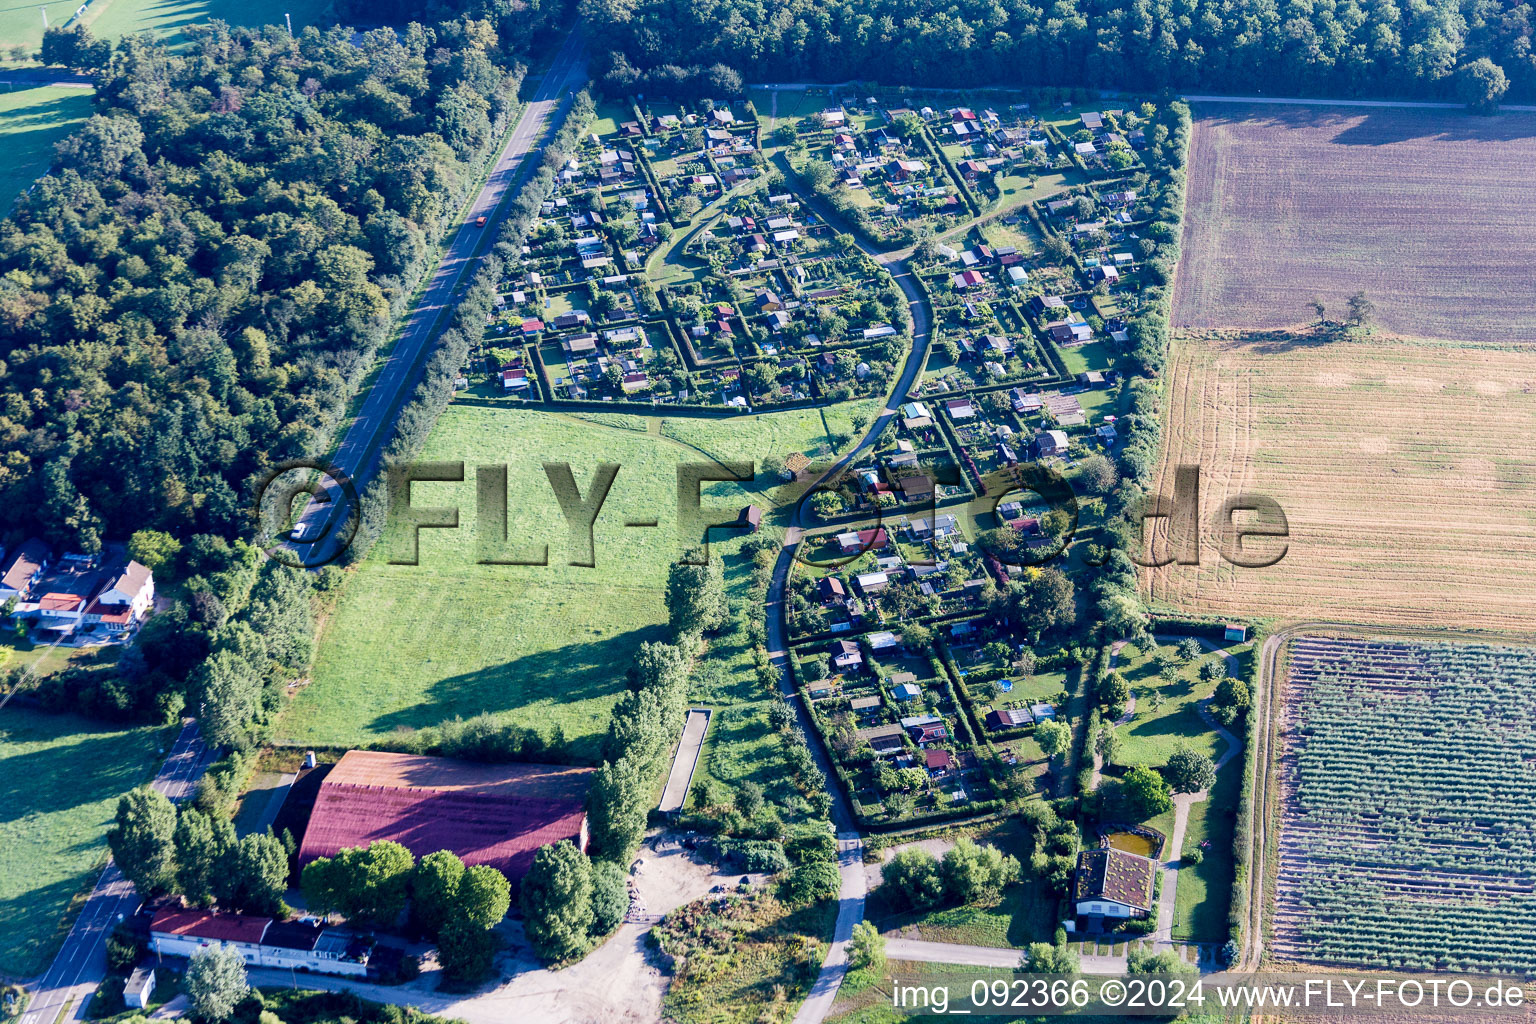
[0,71,94,89]
[292,27,589,567]
[767,183,935,1024]
[21,721,216,1024]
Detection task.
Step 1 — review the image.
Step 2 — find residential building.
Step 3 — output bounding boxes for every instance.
[1073,849,1155,920]
[149,908,371,978]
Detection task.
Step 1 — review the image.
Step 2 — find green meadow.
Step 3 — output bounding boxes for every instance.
[0,85,93,212]
[0,708,170,976]
[280,402,879,762]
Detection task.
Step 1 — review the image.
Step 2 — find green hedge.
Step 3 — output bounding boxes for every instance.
[1227,624,1268,954]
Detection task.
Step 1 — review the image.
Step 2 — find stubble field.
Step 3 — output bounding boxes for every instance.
[1174,104,1536,344]
[1142,330,1536,630]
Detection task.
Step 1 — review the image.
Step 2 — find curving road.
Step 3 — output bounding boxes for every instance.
[292,27,589,566]
[766,185,935,1024]
[21,721,216,1024]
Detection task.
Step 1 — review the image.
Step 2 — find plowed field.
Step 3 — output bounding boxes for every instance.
[1174,104,1536,344]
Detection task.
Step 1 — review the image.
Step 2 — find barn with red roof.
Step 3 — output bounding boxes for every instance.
[297,750,595,884]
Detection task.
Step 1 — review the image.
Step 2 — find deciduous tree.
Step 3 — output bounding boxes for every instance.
[186,945,248,1022]
[1165,746,1216,794]
[109,787,177,896]
[520,841,594,961]
[1122,766,1173,819]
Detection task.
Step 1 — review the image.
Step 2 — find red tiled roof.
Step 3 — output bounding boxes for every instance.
[84,600,132,623]
[38,593,82,611]
[297,751,595,883]
[151,908,271,944]
[925,749,953,770]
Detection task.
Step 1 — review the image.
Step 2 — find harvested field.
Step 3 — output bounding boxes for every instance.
[1143,330,1536,630]
[1174,104,1536,343]
[1275,634,1536,973]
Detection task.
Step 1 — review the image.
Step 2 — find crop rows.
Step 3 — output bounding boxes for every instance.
[1274,635,1536,973]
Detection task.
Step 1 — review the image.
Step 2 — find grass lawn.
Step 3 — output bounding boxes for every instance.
[922,342,958,381]
[750,88,823,124]
[1110,643,1226,768]
[0,632,94,681]
[992,167,1082,208]
[687,545,806,810]
[865,821,1057,949]
[588,100,630,138]
[1076,386,1121,423]
[83,0,330,45]
[231,771,287,837]
[868,880,1056,950]
[0,708,171,976]
[1173,751,1239,943]
[282,403,873,761]
[0,85,94,213]
[978,217,1039,254]
[1,4,82,60]
[1059,339,1116,375]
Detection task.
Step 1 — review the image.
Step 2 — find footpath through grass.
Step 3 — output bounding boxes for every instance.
[0,708,171,977]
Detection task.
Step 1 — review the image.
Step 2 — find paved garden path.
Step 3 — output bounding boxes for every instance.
[885,938,1128,974]
[1149,636,1242,949]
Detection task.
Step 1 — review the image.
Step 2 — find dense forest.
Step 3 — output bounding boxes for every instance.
[584,0,1536,102]
[0,18,528,550]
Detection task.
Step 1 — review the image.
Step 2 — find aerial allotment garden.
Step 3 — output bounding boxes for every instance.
[1276,635,1536,973]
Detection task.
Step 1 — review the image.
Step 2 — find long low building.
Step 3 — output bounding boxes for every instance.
[149,909,370,977]
[297,750,596,883]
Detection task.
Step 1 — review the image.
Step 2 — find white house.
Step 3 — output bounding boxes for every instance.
[855,571,891,593]
[1073,849,1154,920]
[150,909,370,978]
[0,538,50,609]
[11,546,154,636]
[830,639,863,670]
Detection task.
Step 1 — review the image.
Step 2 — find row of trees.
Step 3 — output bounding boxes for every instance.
[301,841,512,982]
[583,0,1533,104]
[879,837,1020,910]
[108,787,292,918]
